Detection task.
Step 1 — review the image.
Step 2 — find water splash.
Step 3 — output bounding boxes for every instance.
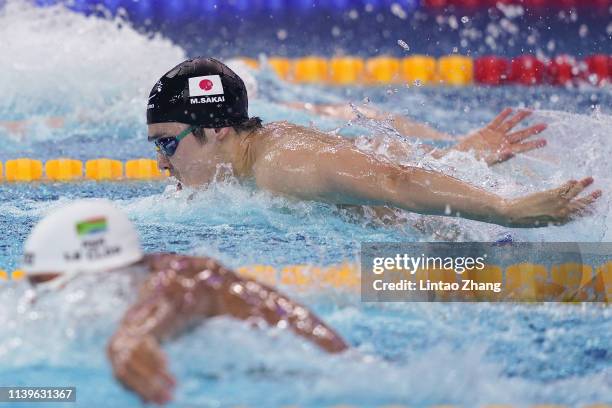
[0,277,610,407]
[0,0,185,142]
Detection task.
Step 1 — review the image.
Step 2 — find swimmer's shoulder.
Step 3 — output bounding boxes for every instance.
[255,121,313,152]
[144,253,238,281]
[263,121,341,143]
[262,120,304,135]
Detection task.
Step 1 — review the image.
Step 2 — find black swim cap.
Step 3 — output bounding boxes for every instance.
[147,57,249,128]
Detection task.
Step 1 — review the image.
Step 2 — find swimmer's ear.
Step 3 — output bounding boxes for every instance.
[213,127,232,141]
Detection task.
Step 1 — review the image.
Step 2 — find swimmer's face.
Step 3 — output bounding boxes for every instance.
[148,123,232,187]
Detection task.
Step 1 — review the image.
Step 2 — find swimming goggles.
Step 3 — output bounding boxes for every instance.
[153,125,196,157]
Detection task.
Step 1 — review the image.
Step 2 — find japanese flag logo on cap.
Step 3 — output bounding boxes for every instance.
[188,75,225,97]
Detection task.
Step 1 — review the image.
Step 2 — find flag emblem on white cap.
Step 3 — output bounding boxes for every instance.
[188,75,225,97]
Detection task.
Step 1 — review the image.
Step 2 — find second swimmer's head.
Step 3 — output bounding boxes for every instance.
[147,57,262,187]
[22,199,144,287]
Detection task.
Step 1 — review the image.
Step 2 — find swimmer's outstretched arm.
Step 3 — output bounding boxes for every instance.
[283,101,452,140]
[262,145,600,227]
[107,255,347,404]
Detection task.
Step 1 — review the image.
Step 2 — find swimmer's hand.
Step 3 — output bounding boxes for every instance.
[451,108,547,165]
[108,333,176,405]
[501,177,601,227]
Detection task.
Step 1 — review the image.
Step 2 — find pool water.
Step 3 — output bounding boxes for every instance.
[0,1,611,407]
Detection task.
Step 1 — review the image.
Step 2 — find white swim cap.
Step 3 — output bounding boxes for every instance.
[22,199,143,275]
[225,58,259,99]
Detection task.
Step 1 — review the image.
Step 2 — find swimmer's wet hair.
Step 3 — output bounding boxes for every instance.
[232,117,263,133]
[193,117,263,142]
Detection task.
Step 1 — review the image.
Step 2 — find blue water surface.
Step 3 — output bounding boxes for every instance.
[0,2,611,407]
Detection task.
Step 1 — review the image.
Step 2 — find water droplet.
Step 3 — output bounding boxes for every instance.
[390,3,407,20]
[276,29,287,41]
[397,39,410,51]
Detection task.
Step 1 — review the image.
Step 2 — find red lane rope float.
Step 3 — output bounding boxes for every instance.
[510,55,546,86]
[475,56,510,85]
[473,54,610,86]
[547,55,578,86]
[584,55,611,86]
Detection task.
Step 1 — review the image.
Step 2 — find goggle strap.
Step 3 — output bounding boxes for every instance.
[176,125,196,141]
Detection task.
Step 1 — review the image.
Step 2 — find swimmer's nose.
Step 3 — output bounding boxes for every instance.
[157,152,171,170]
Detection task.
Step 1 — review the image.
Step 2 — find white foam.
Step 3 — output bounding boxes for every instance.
[0,0,185,132]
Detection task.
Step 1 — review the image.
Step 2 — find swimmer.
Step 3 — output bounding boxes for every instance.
[147,57,601,228]
[22,200,348,404]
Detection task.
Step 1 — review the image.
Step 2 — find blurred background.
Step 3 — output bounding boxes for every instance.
[22,0,612,57]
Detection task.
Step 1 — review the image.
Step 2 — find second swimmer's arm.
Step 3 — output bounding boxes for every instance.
[106,257,219,404]
[217,278,348,353]
[138,255,348,353]
[107,256,347,403]
[108,257,348,352]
